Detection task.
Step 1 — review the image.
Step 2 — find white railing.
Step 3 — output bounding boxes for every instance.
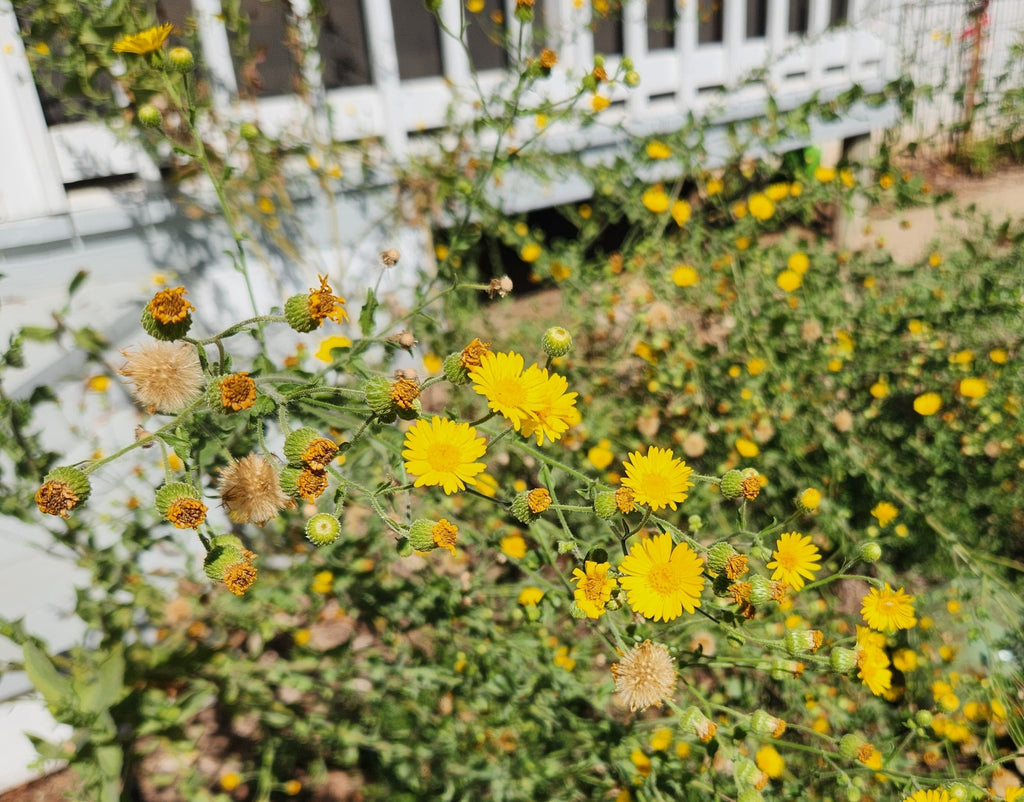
[0,0,899,225]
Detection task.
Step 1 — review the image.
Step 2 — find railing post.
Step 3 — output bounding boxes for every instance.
[676,0,698,110]
[363,0,407,157]
[0,0,67,221]
[723,0,748,86]
[191,0,238,117]
[622,0,646,116]
[807,0,829,85]
[767,0,790,90]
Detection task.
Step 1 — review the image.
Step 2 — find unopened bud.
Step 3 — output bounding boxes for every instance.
[858,542,882,563]
[168,46,194,72]
[137,104,163,128]
[542,326,573,358]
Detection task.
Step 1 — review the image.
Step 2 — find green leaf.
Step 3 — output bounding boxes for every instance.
[77,644,126,713]
[72,327,108,353]
[94,744,123,802]
[67,270,89,297]
[358,289,379,337]
[22,642,73,711]
[20,326,58,342]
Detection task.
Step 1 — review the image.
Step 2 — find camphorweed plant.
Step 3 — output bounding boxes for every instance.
[5,2,1024,801]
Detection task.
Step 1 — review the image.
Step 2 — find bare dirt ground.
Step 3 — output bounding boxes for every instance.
[4,161,1024,802]
[845,163,1024,262]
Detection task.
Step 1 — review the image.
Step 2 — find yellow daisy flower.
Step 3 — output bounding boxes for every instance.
[401,416,487,494]
[113,22,174,55]
[620,446,693,511]
[765,531,821,591]
[469,351,545,430]
[571,560,617,618]
[619,533,705,621]
[902,789,953,802]
[518,367,580,445]
[861,583,916,631]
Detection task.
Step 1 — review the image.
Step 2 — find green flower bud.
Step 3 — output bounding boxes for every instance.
[396,537,415,557]
[284,428,320,465]
[624,70,641,87]
[557,540,576,555]
[581,74,597,92]
[305,513,341,546]
[733,757,765,790]
[720,469,744,499]
[511,491,538,524]
[593,54,605,67]
[749,575,775,608]
[542,326,573,357]
[364,376,397,420]
[838,733,867,761]
[749,710,786,739]
[167,46,194,72]
[137,104,163,128]
[239,122,260,141]
[408,519,439,552]
[706,542,736,574]
[858,542,882,563]
[593,491,619,519]
[785,629,823,655]
[284,293,318,333]
[914,709,933,728]
[204,542,247,580]
[443,352,471,385]
[830,647,858,673]
[688,514,703,531]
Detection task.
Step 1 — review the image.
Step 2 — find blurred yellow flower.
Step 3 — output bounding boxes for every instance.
[518,586,544,606]
[746,358,766,376]
[520,243,542,263]
[87,375,110,392]
[315,335,351,363]
[706,177,723,195]
[501,534,527,559]
[928,252,943,267]
[646,140,671,159]
[641,186,670,213]
[672,264,699,287]
[788,252,809,274]
[959,377,988,398]
[777,269,802,292]
[871,501,898,527]
[588,439,614,470]
[869,380,889,399]
[467,0,485,11]
[913,392,942,415]
[735,438,759,458]
[423,352,443,373]
[989,348,1008,364]
[671,199,691,226]
[748,192,775,221]
[591,94,610,112]
[814,166,836,182]
[756,745,785,779]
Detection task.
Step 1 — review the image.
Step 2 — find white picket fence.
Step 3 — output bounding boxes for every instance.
[0,0,901,226]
